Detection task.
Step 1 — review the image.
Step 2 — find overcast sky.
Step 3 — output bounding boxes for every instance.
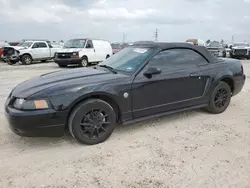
[0,0,250,43]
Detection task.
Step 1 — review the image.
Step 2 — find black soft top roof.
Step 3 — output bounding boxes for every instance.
[132,42,218,63]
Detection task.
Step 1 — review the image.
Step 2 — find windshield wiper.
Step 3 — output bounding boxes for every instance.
[99,65,117,74]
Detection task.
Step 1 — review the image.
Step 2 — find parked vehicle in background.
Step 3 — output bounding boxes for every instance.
[185,39,205,46]
[133,41,155,45]
[5,42,245,145]
[230,42,250,59]
[0,41,10,61]
[1,47,20,64]
[2,40,61,65]
[8,42,21,46]
[224,44,232,57]
[51,41,64,48]
[206,41,226,57]
[111,43,128,54]
[54,38,112,67]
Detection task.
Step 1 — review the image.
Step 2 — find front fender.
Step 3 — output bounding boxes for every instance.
[32,84,122,112]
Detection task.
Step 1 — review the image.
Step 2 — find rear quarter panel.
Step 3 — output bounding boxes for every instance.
[199,58,244,99]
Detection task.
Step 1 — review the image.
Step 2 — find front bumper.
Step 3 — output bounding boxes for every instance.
[230,52,250,59]
[5,106,67,137]
[54,58,82,65]
[1,54,20,63]
[232,74,246,96]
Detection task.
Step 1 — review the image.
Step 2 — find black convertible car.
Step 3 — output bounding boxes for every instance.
[5,42,245,145]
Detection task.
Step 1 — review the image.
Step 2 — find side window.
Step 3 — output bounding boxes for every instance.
[37,42,47,48]
[148,48,208,71]
[86,40,93,48]
[32,43,39,48]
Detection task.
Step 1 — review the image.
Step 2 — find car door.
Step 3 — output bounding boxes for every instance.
[85,40,96,62]
[132,48,209,118]
[37,42,50,59]
[31,42,39,59]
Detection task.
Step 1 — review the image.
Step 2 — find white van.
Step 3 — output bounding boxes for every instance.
[54,38,113,67]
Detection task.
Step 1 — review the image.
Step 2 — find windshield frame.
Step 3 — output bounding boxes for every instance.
[64,39,86,48]
[99,46,159,76]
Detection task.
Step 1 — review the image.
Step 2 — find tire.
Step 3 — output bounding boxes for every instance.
[41,60,47,63]
[79,57,88,67]
[69,99,116,145]
[21,55,32,65]
[58,64,67,68]
[206,81,231,114]
[223,51,226,58]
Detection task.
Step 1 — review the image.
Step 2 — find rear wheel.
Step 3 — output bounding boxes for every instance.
[69,99,116,145]
[79,57,88,67]
[206,81,231,114]
[21,55,32,65]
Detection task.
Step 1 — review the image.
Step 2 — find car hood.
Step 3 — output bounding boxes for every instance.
[12,67,127,98]
[57,48,84,53]
[12,46,28,50]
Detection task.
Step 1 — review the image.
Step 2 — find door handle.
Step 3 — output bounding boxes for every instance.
[190,73,199,77]
[190,73,202,79]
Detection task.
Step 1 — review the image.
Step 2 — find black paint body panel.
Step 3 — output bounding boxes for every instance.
[5,43,246,137]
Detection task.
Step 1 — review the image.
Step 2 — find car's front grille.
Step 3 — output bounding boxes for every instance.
[57,53,72,59]
[234,49,247,55]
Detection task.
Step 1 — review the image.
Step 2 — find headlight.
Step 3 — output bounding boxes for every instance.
[71,52,79,58]
[54,53,58,58]
[13,98,49,110]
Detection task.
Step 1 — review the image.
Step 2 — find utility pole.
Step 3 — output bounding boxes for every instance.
[154,28,158,42]
[122,32,125,44]
[232,35,234,44]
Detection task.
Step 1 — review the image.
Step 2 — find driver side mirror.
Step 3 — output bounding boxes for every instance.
[143,67,161,78]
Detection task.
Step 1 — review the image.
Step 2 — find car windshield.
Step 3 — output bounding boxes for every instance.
[207,42,223,48]
[234,43,249,47]
[18,42,33,47]
[99,47,156,73]
[64,39,86,48]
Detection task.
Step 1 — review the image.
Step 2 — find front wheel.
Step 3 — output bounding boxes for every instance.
[21,55,32,65]
[69,99,116,145]
[206,81,231,114]
[79,57,88,67]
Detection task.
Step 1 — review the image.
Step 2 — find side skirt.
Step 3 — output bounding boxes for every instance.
[122,104,207,125]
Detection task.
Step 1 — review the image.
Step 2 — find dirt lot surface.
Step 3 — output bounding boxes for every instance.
[0,61,249,188]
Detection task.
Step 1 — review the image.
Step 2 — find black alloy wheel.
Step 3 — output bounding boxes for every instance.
[214,88,228,108]
[69,99,116,145]
[206,81,231,114]
[80,109,110,138]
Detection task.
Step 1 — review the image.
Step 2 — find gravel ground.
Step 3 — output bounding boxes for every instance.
[0,61,249,188]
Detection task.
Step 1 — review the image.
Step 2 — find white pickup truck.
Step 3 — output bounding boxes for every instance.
[2,40,61,65]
